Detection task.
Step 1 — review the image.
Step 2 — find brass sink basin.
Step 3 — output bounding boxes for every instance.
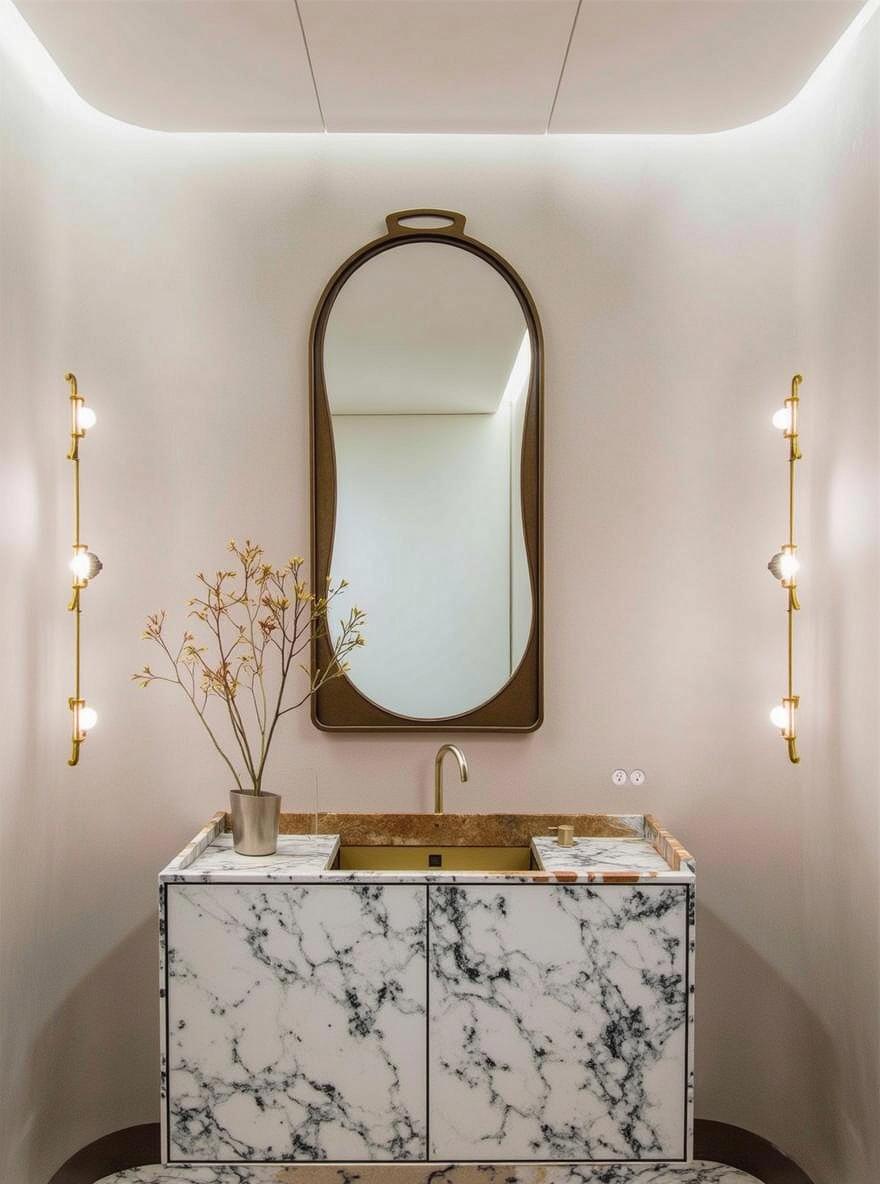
[337,844,534,872]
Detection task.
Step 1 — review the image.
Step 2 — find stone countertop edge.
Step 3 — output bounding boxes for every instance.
[159,812,695,884]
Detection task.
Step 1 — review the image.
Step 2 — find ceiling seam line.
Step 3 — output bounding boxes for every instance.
[546,0,582,133]
[294,0,327,132]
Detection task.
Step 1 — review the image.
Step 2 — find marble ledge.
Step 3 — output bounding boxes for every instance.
[96,1162,759,1184]
[160,813,694,885]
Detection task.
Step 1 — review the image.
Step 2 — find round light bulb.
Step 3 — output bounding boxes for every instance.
[779,552,800,580]
[770,704,789,730]
[70,552,91,579]
[768,551,800,582]
[772,407,791,431]
[79,705,98,731]
[69,550,103,580]
[76,405,96,431]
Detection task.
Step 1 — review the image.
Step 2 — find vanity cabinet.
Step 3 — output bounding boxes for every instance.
[160,817,694,1167]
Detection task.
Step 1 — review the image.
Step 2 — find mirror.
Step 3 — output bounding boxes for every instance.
[311,211,542,731]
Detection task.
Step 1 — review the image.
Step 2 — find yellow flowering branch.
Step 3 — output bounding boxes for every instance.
[133,540,365,794]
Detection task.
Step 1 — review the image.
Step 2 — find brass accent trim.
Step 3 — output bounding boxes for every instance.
[310,211,544,731]
[66,372,97,766]
[434,743,468,813]
[337,844,533,872]
[770,374,803,764]
[548,823,575,846]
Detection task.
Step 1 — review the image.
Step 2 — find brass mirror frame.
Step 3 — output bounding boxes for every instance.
[310,210,543,732]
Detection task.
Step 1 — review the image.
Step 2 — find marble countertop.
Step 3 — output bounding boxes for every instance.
[533,834,678,875]
[160,812,694,885]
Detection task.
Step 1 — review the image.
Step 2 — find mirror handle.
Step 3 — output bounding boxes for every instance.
[385,209,467,238]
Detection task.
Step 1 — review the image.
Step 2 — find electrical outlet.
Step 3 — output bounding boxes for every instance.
[629,769,646,786]
[611,769,628,787]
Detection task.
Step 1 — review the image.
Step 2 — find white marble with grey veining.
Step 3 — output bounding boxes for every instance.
[162,833,693,887]
[163,833,340,882]
[96,1159,760,1183]
[531,837,674,875]
[428,883,690,1162]
[165,882,427,1162]
[159,820,695,1167]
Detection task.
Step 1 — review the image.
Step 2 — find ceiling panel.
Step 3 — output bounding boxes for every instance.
[298,0,579,132]
[550,0,864,133]
[10,0,870,134]
[14,0,323,131]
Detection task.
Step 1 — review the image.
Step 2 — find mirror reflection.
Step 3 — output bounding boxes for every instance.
[325,242,533,719]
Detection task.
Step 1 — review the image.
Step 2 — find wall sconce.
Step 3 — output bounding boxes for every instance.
[66,373,101,765]
[768,374,802,764]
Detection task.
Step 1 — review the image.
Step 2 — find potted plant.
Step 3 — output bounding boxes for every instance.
[133,540,364,855]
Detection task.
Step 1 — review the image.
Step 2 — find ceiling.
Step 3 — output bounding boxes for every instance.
[13,0,866,134]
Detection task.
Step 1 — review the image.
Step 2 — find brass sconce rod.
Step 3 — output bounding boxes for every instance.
[768,374,802,764]
[66,373,101,766]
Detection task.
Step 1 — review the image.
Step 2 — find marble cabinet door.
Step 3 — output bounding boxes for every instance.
[165,883,427,1162]
[427,884,689,1162]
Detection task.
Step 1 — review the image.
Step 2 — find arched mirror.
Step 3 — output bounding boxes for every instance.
[311,211,542,731]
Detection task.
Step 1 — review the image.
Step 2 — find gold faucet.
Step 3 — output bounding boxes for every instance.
[434,744,468,814]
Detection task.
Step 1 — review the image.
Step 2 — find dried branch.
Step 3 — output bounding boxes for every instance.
[133,541,365,795]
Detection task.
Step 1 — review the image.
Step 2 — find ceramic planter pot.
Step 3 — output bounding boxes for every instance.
[230,790,281,856]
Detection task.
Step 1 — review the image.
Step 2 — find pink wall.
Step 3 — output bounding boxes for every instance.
[1,4,877,1181]
[792,19,880,1179]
